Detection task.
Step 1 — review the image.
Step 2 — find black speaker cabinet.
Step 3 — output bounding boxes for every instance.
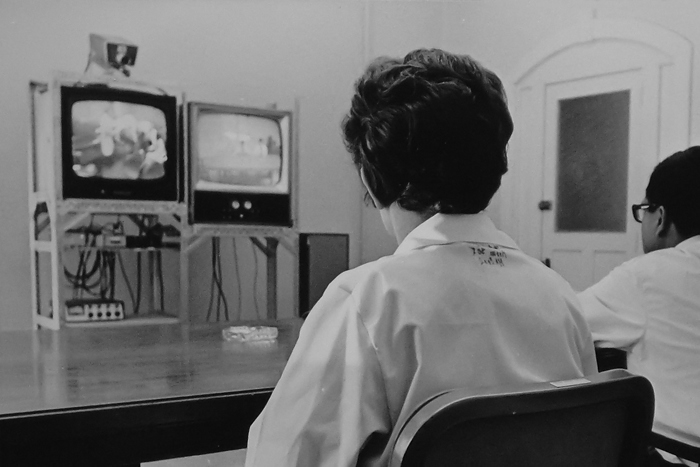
[299,233,350,316]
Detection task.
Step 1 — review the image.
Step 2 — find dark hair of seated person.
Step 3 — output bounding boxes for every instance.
[646,145,700,239]
[341,48,514,214]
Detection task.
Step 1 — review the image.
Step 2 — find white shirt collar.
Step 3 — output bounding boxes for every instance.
[675,234,700,251]
[394,212,519,255]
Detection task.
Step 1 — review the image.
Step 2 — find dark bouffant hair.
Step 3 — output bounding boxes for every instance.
[341,48,513,214]
[646,146,700,238]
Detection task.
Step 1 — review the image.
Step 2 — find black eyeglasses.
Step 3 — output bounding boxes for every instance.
[631,203,658,223]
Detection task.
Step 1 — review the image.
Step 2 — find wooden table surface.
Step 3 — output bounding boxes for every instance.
[0,319,302,466]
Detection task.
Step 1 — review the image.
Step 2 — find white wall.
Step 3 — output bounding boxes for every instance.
[437,0,700,232]
[358,1,447,263]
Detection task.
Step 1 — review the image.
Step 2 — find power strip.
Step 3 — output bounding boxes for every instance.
[65,299,125,322]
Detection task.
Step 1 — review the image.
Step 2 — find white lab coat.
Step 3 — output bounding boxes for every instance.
[246,213,597,467]
[578,235,700,464]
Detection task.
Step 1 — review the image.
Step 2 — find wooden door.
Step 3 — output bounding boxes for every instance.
[540,70,649,291]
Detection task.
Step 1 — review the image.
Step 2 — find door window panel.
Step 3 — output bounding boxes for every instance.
[556,90,630,232]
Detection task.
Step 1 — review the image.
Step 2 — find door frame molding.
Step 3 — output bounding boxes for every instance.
[498,18,692,259]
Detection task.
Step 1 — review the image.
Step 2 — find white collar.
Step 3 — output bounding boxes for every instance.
[675,234,700,251]
[394,212,519,255]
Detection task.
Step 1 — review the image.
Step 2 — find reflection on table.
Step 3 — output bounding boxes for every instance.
[0,318,302,466]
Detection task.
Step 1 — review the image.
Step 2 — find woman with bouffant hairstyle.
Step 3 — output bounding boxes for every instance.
[342,49,512,218]
[245,49,596,467]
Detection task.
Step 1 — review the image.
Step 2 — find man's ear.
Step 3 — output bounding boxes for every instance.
[360,167,382,208]
[655,205,671,237]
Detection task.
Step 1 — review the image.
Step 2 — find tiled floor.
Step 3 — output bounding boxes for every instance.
[144,449,246,467]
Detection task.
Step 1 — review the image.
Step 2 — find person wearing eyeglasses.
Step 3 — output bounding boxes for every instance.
[578,146,700,466]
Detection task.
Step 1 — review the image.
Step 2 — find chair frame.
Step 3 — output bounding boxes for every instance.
[390,369,654,467]
[651,431,700,463]
[594,346,700,463]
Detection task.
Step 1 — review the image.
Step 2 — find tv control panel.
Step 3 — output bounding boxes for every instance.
[192,191,292,226]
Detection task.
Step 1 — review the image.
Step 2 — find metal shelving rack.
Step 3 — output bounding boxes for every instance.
[29,198,298,330]
[28,76,299,329]
[179,96,301,323]
[28,74,193,329]
[29,198,189,329]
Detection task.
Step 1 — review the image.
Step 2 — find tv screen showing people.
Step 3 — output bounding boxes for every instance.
[71,100,169,180]
[194,112,286,193]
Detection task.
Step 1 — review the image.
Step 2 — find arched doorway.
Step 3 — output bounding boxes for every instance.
[500,19,691,290]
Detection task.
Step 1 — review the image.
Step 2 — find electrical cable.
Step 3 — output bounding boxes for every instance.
[116,251,137,314]
[216,244,228,321]
[108,252,116,300]
[76,250,95,294]
[65,246,119,302]
[65,247,102,298]
[65,219,104,299]
[212,238,230,321]
[205,240,217,322]
[251,240,261,319]
[220,242,229,321]
[99,259,106,295]
[99,252,109,299]
[156,250,165,312]
[215,240,221,321]
[135,252,142,314]
[206,239,229,322]
[63,217,166,318]
[232,239,243,321]
[65,249,88,298]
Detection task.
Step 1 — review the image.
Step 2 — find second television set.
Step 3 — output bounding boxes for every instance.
[188,102,294,226]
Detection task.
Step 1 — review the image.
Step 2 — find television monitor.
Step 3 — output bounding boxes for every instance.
[60,83,180,201]
[188,102,294,226]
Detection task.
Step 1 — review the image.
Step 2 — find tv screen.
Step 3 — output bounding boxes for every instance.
[189,103,293,226]
[71,100,169,181]
[194,111,288,194]
[61,84,180,202]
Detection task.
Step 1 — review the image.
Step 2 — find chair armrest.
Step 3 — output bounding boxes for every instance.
[651,432,700,463]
